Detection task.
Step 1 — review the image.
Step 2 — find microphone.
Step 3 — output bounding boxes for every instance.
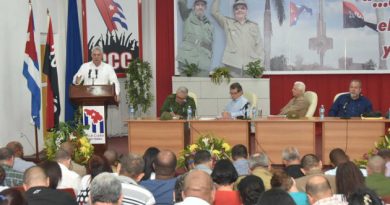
[342,101,349,110]
[95,69,98,79]
[241,102,250,110]
[88,69,92,79]
[242,102,250,119]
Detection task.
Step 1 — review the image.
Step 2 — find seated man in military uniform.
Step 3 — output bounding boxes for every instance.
[160,86,196,119]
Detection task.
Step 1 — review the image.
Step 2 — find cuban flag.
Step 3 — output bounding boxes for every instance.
[290,1,313,26]
[94,0,128,32]
[22,6,41,129]
[343,1,377,31]
[84,109,104,133]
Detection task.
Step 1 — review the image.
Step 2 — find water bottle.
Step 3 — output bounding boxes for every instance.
[187,106,193,120]
[319,104,325,120]
[251,107,257,119]
[129,105,135,119]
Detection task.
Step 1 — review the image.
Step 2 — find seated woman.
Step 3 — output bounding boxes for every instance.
[270,170,309,205]
[211,159,242,205]
[237,175,265,205]
[39,160,62,189]
[0,188,27,205]
[336,161,366,199]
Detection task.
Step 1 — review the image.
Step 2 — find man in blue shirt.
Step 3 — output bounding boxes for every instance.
[329,79,372,117]
[223,82,249,119]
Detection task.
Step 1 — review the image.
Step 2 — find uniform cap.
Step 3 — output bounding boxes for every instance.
[194,0,207,5]
[233,0,247,8]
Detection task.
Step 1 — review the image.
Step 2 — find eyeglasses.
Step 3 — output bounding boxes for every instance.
[230,91,240,95]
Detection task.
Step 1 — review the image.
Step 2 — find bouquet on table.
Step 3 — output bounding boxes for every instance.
[355,128,390,167]
[178,133,232,168]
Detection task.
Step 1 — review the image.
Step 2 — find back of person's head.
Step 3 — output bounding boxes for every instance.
[59,141,74,157]
[23,166,48,190]
[0,166,5,185]
[0,188,27,205]
[90,173,122,205]
[377,149,390,161]
[257,188,296,205]
[174,173,187,203]
[38,160,62,189]
[367,155,386,175]
[336,161,365,197]
[119,153,144,180]
[211,159,238,186]
[238,175,265,205]
[232,144,248,160]
[248,153,269,170]
[154,150,177,178]
[329,148,349,167]
[103,149,119,167]
[270,170,293,191]
[87,155,112,180]
[5,142,23,158]
[230,82,243,92]
[281,147,300,163]
[301,154,321,172]
[347,187,383,205]
[183,170,214,204]
[0,148,14,163]
[55,148,71,161]
[142,147,160,180]
[306,175,332,203]
[194,150,211,165]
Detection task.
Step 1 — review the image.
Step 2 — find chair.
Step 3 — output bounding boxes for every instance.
[243,92,257,109]
[333,92,349,102]
[304,91,318,117]
[188,91,198,108]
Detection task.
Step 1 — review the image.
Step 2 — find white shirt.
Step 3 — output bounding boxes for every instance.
[175,197,210,205]
[57,162,81,194]
[13,157,35,172]
[324,167,367,177]
[73,62,120,95]
[225,95,249,117]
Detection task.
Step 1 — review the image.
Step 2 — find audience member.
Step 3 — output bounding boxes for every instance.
[257,188,296,205]
[232,144,250,176]
[176,170,215,205]
[104,149,119,173]
[248,153,272,190]
[6,141,35,172]
[223,82,249,119]
[295,154,336,193]
[140,150,177,204]
[211,159,241,205]
[55,148,81,194]
[23,166,77,205]
[282,147,304,178]
[305,175,347,205]
[77,155,112,205]
[184,155,195,171]
[39,160,62,189]
[279,81,309,118]
[118,153,155,205]
[325,148,367,176]
[0,188,27,205]
[173,173,187,203]
[89,172,123,205]
[237,175,265,205]
[329,79,372,117]
[0,166,8,191]
[271,170,309,205]
[60,141,87,176]
[160,86,196,119]
[193,150,213,174]
[0,147,23,187]
[365,155,390,196]
[377,149,390,177]
[336,161,366,198]
[347,187,383,205]
[142,147,160,181]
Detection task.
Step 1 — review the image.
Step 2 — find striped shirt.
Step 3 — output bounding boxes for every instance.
[1,164,23,187]
[118,175,156,205]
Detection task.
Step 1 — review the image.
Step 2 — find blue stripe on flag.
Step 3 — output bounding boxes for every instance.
[23,61,41,128]
[100,121,104,133]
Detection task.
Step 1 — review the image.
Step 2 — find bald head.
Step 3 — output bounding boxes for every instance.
[306,175,332,204]
[23,166,49,190]
[154,150,177,178]
[367,155,386,175]
[183,170,214,203]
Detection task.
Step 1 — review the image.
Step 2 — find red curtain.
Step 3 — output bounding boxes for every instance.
[156,1,390,116]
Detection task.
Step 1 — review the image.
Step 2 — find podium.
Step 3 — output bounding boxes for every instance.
[69,85,116,155]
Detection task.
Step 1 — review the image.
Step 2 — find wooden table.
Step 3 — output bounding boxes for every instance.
[322,117,388,164]
[127,120,185,155]
[254,117,316,164]
[189,120,249,149]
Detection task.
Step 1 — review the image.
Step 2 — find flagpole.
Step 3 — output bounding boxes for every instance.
[34,126,39,161]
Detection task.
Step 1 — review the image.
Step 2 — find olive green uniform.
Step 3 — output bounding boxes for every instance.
[160,94,196,118]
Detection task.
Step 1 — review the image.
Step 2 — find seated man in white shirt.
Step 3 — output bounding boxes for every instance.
[56,148,81,194]
[6,141,35,172]
[223,82,249,119]
[175,170,215,205]
[72,46,120,102]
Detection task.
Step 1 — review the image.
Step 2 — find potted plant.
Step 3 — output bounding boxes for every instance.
[125,58,154,116]
[210,66,232,85]
[180,60,200,77]
[245,59,264,78]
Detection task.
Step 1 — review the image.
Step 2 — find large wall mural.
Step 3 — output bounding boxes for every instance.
[175,0,390,76]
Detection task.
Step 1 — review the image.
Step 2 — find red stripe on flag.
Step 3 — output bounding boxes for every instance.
[94,0,117,32]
